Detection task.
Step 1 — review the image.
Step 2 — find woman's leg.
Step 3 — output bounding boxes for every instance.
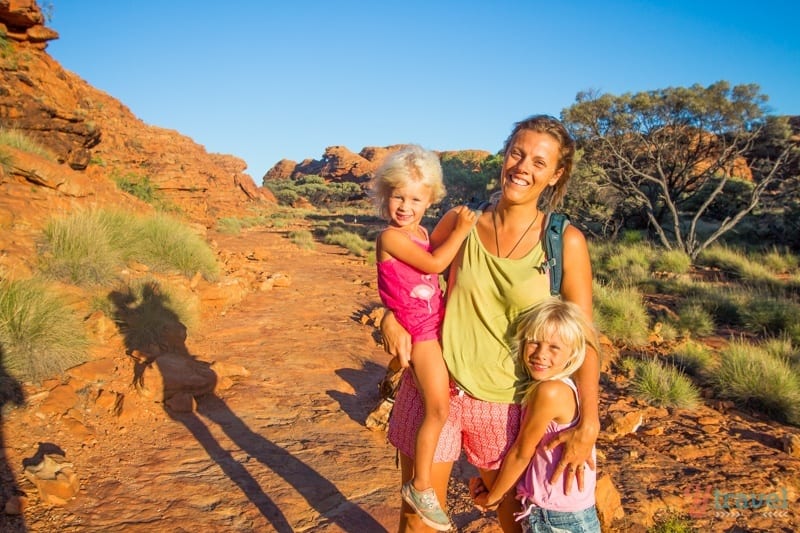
[399,452,454,533]
[409,340,450,491]
[478,468,523,533]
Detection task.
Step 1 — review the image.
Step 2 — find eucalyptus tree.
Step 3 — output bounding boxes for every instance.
[562,81,798,260]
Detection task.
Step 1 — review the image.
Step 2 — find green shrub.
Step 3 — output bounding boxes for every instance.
[289,230,315,249]
[39,209,127,285]
[593,282,650,346]
[322,230,373,257]
[265,175,363,207]
[739,294,800,338]
[112,170,159,204]
[135,214,219,280]
[39,209,219,285]
[216,217,243,234]
[671,340,714,376]
[675,303,715,337]
[761,247,799,274]
[0,278,89,382]
[653,249,692,275]
[697,244,775,285]
[0,127,56,161]
[648,510,696,533]
[712,339,800,425]
[631,358,700,409]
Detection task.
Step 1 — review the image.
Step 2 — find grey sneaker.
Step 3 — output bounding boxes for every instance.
[401,481,451,531]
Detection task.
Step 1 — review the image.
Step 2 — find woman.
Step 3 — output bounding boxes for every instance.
[382,115,599,532]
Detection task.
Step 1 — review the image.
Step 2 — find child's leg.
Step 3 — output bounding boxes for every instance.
[398,452,454,532]
[410,339,450,491]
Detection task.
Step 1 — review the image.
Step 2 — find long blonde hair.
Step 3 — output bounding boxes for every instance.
[512,298,599,403]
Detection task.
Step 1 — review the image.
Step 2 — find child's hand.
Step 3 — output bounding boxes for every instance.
[452,205,477,235]
[469,476,501,512]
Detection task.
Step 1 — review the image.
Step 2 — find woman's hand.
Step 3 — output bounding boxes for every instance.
[379,310,412,368]
[545,418,599,494]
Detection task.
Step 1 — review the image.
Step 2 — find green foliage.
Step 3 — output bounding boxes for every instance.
[39,209,219,286]
[652,249,692,275]
[440,152,502,207]
[0,277,89,382]
[0,128,56,161]
[40,209,127,285]
[671,340,714,376]
[590,241,654,287]
[135,214,219,279]
[265,175,363,207]
[712,339,800,425]
[674,303,715,337]
[562,81,798,259]
[593,282,650,346]
[739,294,800,342]
[631,358,700,409]
[112,170,160,204]
[322,230,373,257]
[648,511,696,533]
[289,230,315,249]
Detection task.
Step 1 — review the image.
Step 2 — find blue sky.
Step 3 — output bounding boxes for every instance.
[47,1,800,181]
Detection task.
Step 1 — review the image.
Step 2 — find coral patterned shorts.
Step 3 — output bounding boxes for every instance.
[387,371,521,470]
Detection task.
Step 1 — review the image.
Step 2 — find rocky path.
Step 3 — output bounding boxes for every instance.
[2,226,495,532]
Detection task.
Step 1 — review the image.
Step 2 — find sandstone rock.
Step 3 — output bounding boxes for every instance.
[781,434,800,458]
[595,474,624,529]
[134,353,216,402]
[36,385,79,418]
[605,410,644,440]
[23,451,79,506]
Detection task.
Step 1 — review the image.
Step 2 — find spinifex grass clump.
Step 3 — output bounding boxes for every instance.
[0,277,88,382]
[631,358,700,409]
[593,282,650,346]
[712,339,800,425]
[40,209,219,285]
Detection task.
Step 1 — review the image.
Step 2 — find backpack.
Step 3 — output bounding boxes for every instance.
[468,199,569,296]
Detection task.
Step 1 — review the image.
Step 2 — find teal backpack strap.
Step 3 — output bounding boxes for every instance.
[541,212,570,296]
[467,197,491,215]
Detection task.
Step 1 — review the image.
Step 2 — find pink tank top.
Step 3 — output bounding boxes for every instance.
[376,227,444,341]
[516,378,596,514]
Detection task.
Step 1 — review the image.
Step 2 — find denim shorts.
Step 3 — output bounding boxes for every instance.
[520,505,601,533]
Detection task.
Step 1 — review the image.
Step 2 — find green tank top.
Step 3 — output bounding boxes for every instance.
[442,226,551,404]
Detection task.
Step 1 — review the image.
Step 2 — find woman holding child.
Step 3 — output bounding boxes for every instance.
[381,115,600,532]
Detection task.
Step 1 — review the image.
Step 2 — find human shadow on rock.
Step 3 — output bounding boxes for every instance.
[0,342,27,532]
[109,281,385,532]
[329,362,387,426]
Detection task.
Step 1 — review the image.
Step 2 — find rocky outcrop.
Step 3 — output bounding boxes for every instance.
[0,0,57,48]
[0,3,274,245]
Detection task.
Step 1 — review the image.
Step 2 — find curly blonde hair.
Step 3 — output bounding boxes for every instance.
[369,145,446,221]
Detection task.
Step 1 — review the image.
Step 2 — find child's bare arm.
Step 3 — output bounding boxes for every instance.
[473,382,571,509]
[380,207,475,274]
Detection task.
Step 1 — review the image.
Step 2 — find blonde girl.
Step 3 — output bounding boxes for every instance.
[371,145,475,531]
[473,298,601,533]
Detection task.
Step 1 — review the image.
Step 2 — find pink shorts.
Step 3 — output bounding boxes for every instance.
[387,371,521,470]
